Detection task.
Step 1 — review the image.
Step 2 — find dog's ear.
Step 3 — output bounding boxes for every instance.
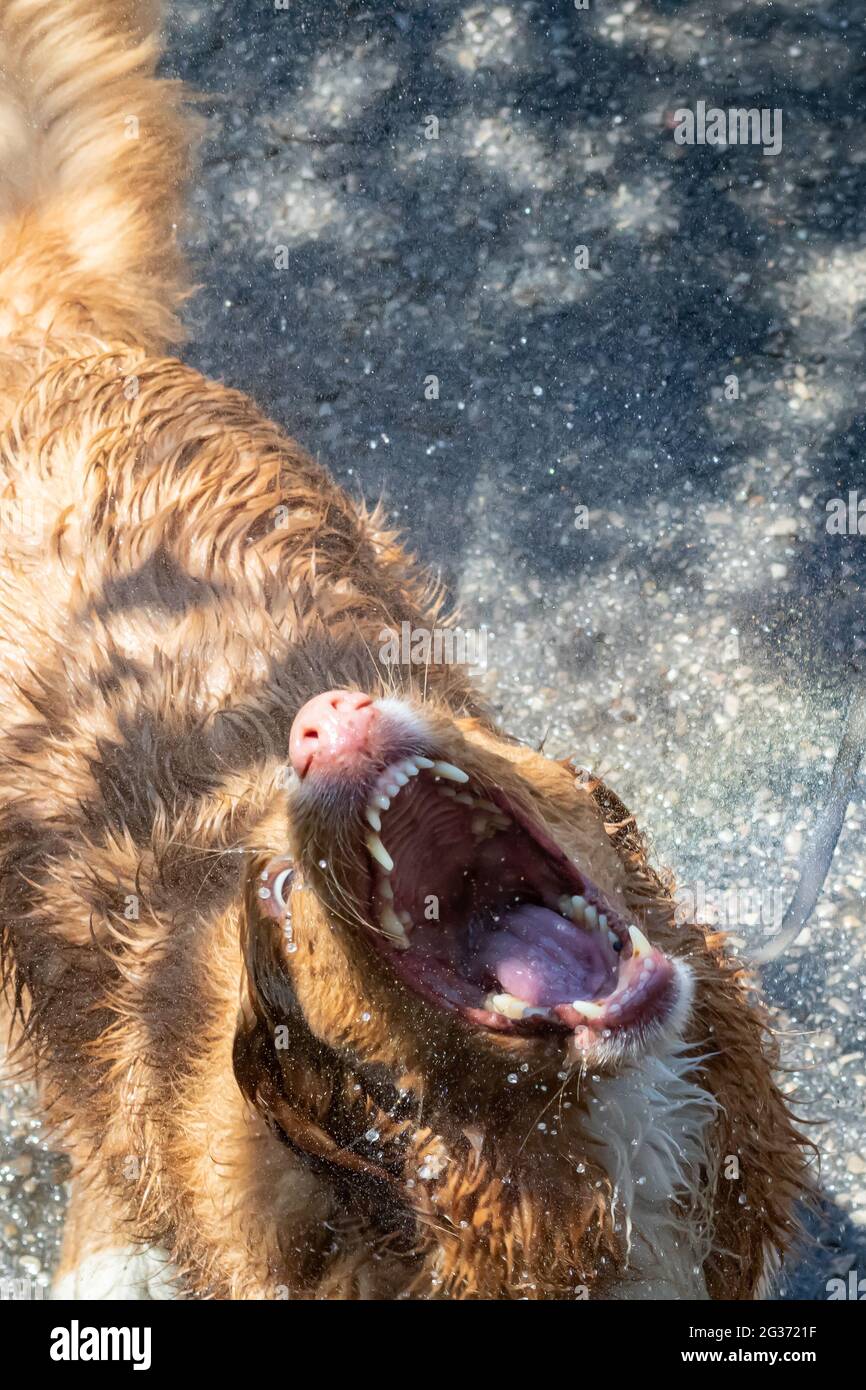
[232,860,410,1203]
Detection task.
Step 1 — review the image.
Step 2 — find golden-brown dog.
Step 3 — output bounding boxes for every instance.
[0,0,809,1300]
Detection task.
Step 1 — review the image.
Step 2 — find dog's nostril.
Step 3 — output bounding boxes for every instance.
[289,688,378,777]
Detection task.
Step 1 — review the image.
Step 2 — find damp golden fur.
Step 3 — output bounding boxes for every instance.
[0,0,811,1300]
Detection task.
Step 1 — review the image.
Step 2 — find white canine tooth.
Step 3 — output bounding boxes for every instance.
[365,832,394,873]
[584,905,598,929]
[365,808,382,832]
[378,877,394,901]
[570,998,606,1019]
[379,905,410,949]
[570,895,586,921]
[372,794,390,811]
[432,761,469,784]
[628,923,652,959]
[487,992,532,1020]
[414,756,434,769]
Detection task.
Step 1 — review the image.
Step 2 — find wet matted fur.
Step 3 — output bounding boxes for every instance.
[0,0,811,1300]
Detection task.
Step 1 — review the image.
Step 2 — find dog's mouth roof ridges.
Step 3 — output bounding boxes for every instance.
[357,755,677,1040]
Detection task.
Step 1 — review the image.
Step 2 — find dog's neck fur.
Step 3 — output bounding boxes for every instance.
[582,1044,716,1299]
[242,1005,718,1299]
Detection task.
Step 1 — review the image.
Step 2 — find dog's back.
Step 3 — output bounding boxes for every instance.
[0,0,190,367]
[0,0,355,1298]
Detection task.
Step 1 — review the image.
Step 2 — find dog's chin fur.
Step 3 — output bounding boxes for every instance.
[0,0,812,1301]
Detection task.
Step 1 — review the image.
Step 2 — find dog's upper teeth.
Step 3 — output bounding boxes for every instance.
[628,923,652,959]
[414,756,434,769]
[372,793,390,811]
[584,905,598,929]
[365,808,382,832]
[432,761,469,783]
[366,832,393,872]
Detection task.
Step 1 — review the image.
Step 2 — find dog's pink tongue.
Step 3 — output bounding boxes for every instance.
[475,904,617,1007]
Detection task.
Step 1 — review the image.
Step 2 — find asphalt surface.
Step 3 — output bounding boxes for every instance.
[2,0,865,1300]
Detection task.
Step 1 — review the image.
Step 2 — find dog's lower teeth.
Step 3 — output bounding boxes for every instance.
[487,992,532,1020]
[571,998,605,1019]
[628,923,652,958]
[584,905,598,929]
[379,905,410,949]
[378,877,394,901]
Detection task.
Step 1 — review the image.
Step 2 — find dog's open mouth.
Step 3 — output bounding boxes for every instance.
[361,755,678,1041]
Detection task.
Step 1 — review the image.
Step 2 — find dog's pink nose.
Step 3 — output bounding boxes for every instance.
[289,690,377,779]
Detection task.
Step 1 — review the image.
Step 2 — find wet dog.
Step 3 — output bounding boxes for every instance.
[0,0,809,1299]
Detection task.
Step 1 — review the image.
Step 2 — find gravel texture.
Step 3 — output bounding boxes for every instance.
[2,0,865,1300]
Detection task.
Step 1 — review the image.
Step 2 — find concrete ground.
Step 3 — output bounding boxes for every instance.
[2,0,864,1300]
